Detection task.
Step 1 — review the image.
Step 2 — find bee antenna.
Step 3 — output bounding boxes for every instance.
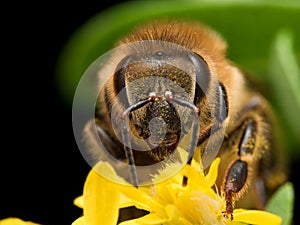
[164,91,200,186]
[120,95,157,187]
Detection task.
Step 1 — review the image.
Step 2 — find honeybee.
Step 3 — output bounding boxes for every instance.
[83,20,287,219]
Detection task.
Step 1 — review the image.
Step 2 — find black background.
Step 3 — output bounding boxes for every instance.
[2,1,123,225]
[1,1,299,225]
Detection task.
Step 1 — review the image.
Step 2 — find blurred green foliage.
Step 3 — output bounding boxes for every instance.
[56,0,300,156]
[268,30,300,158]
[266,182,294,225]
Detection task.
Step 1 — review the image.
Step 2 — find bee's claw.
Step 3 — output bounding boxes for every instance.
[222,210,233,221]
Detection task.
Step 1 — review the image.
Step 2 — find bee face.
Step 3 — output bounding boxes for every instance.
[80,20,286,218]
[112,45,210,160]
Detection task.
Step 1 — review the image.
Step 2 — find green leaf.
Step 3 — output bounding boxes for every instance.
[267,30,300,156]
[266,182,294,225]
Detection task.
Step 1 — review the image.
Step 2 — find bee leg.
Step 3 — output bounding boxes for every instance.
[222,159,248,219]
[182,117,200,186]
[222,102,268,219]
[84,119,124,160]
[120,114,138,187]
[93,119,124,158]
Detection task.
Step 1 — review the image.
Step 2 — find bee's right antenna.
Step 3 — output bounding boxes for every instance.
[164,91,200,187]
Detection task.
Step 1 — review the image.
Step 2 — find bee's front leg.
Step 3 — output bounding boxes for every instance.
[83,118,126,168]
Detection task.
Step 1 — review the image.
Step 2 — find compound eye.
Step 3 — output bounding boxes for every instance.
[188,53,211,104]
[113,55,132,95]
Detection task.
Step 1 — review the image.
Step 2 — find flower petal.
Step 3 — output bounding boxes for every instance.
[72,216,85,225]
[165,205,193,225]
[119,193,136,208]
[118,184,165,214]
[83,161,120,225]
[232,209,282,225]
[119,213,167,225]
[0,218,39,225]
[177,218,194,225]
[205,157,220,188]
[74,196,84,208]
[181,165,217,199]
[176,191,223,225]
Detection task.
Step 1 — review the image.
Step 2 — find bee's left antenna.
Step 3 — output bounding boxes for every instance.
[120,94,157,187]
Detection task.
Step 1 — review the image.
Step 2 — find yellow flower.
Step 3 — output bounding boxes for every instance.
[0,218,39,225]
[72,148,282,225]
